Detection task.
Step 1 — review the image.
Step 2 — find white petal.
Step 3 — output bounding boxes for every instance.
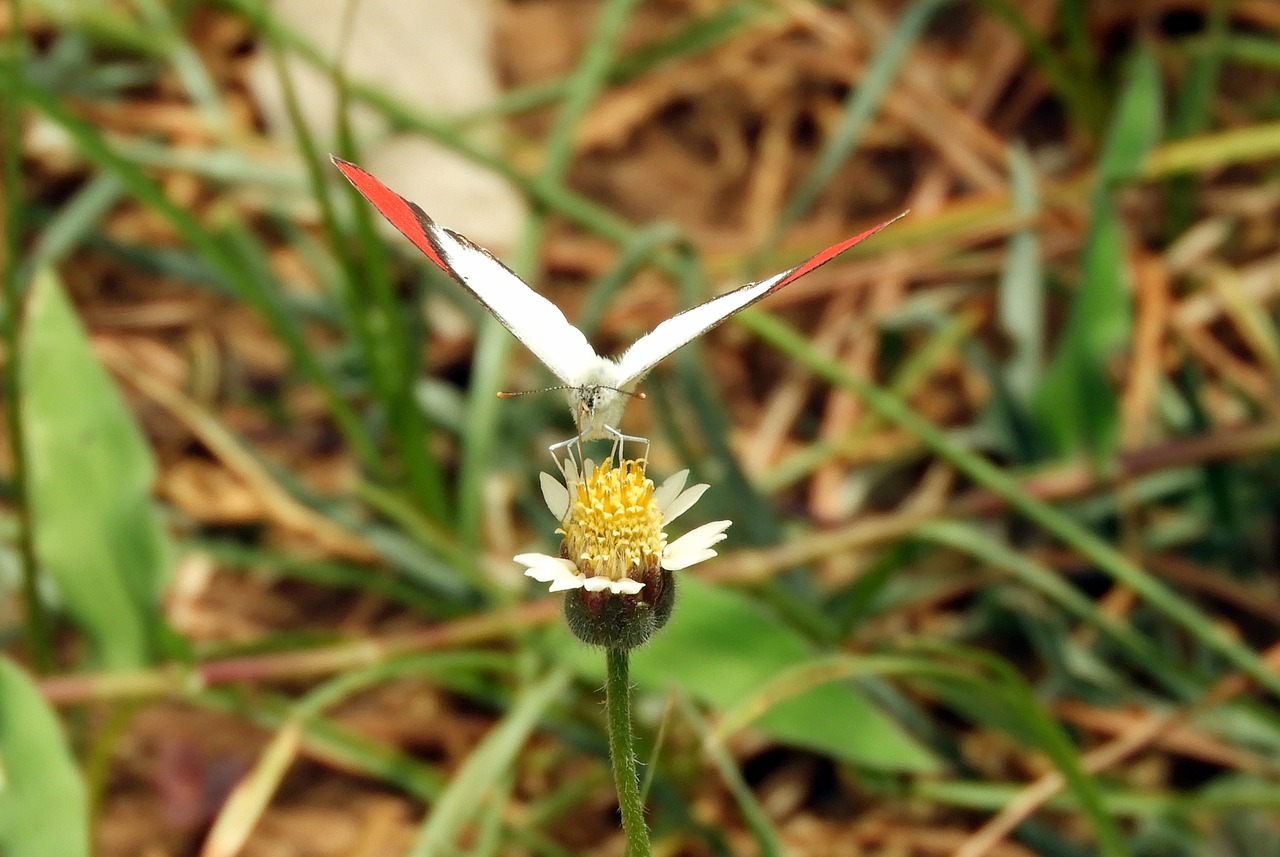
[583,458,597,480]
[539,472,570,520]
[548,574,586,592]
[662,547,718,571]
[610,578,645,594]
[582,576,613,592]
[663,520,731,569]
[662,482,709,525]
[651,470,689,513]
[515,554,577,582]
[561,455,580,486]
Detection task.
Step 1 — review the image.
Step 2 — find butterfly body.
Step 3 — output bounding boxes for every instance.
[566,376,633,441]
[332,156,902,441]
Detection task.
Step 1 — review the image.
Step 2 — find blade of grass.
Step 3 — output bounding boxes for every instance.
[1033,45,1162,466]
[0,0,52,671]
[1059,0,1101,121]
[1215,33,1280,69]
[998,142,1044,404]
[20,81,384,475]
[766,0,949,251]
[975,0,1102,132]
[1164,0,1229,235]
[916,779,1280,817]
[325,25,448,523]
[131,0,228,136]
[198,688,445,801]
[915,520,1200,699]
[712,648,1127,856]
[202,651,511,856]
[24,172,124,276]
[577,222,684,338]
[739,309,1280,701]
[677,694,785,857]
[453,1,768,127]
[200,719,302,857]
[192,539,451,615]
[760,308,979,493]
[408,665,571,856]
[1142,120,1280,176]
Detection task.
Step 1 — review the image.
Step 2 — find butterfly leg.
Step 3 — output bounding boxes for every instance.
[604,425,650,464]
[547,434,587,479]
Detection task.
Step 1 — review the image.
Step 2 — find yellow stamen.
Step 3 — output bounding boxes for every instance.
[560,459,665,583]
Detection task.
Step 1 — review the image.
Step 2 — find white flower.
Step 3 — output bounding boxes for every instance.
[515,458,731,595]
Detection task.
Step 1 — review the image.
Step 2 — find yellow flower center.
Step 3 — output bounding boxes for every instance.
[560,459,665,582]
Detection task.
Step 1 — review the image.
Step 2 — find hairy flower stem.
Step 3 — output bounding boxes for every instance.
[605,647,651,857]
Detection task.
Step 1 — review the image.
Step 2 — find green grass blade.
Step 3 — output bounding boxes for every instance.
[768,0,949,247]
[25,172,124,275]
[454,1,767,126]
[20,81,384,472]
[713,648,1127,856]
[975,0,1102,132]
[1033,45,1163,466]
[577,222,684,338]
[740,309,1280,700]
[915,520,1200,698]
[408,666,572,856]
[998,142,1044,404]
[1,5,53,671]
[678,694,785,857]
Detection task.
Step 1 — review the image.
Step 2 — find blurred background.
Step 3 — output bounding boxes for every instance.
[2,0,1280,855]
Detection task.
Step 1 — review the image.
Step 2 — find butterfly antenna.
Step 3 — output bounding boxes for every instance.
[496,386,646,399]
[611,387,646,400]
[496,385,575,399]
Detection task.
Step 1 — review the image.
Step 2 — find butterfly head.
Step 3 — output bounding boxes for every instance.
[569,383,636,440]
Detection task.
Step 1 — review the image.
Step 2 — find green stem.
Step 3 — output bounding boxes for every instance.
[605,647,650,857]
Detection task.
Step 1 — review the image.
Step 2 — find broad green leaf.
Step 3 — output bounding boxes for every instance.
[1033,46,1163,464]
[0,657,90,857]
[560,578,937,772]
[21,267,172,668]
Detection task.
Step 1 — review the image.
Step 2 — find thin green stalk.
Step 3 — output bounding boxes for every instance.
[606,648,650,857]
[0,0,53,672]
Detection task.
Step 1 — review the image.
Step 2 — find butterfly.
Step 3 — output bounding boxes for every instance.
[333,156,903,442]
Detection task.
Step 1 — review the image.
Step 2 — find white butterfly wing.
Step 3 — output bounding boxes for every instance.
[426,224,599,385]
[616,215,904,385]
[332,157,598,385]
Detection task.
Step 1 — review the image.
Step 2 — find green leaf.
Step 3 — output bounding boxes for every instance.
[0,657,90,857]
[561,579,937,772]
[1033,46,1163,464]
[20,267,172,668]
